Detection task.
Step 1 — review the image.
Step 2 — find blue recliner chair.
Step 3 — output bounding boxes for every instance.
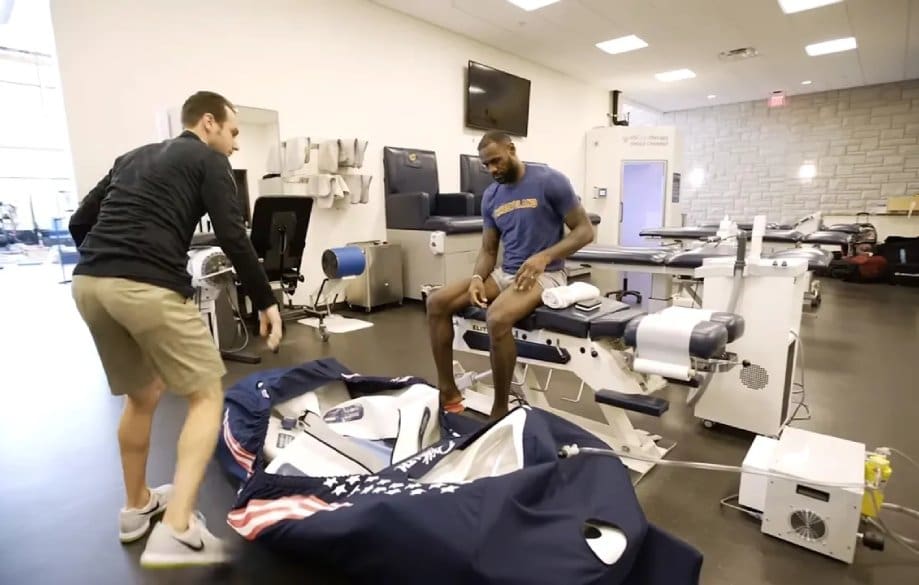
[383,147,482,234]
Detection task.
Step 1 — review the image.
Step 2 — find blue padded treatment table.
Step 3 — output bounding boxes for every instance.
[762,230,804,243]
[768,247,833,270]
[640,226,717,239]
[413,214,598,235]
[571,243,828,272]
[570,245,673,265]
[824,223,861,234]
[640,226,804,243]
[664,246,737,268]
[457,297,735,360]
[802,230,852,246]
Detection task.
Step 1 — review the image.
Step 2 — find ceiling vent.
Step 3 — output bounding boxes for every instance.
[719,47,759,61]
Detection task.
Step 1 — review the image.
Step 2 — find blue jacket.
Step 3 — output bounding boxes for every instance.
[218,358,702,585]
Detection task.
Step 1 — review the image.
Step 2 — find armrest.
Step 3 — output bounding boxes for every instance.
[385,192,431,229]
[434,192,475,216]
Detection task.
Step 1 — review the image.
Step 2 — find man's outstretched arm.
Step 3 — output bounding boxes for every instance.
[69,167,114,246]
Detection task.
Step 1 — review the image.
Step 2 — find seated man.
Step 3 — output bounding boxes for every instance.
[426,131,595,419]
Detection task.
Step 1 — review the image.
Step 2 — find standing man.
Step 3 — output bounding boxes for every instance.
[68,91,282,567]
[425,131,594,419]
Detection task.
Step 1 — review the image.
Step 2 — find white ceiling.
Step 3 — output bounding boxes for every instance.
[371,0,919,112]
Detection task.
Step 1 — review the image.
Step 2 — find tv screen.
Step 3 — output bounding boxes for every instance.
[232,169,251,227]
[465,61,531,137]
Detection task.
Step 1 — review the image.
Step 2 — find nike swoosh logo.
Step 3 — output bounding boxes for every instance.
[178,538,205,552]
[139,501,162,516]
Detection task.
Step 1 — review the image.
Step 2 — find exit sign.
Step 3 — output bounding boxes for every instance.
[768,92,787,108]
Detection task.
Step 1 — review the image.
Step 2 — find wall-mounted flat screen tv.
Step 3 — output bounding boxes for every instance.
[465,60,531,137]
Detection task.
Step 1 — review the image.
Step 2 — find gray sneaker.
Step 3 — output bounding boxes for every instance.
[139,512,231,568]
[119,484,173,543]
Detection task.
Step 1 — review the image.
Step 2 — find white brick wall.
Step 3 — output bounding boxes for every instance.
[663,79,919,224]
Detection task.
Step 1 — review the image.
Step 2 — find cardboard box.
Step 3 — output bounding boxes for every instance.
[887,195,919,213]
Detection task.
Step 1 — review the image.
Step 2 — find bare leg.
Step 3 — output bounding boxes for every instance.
[120,377,165,508]
[486,284,545,420]
[162,381,224,532]
[426,278,499,406]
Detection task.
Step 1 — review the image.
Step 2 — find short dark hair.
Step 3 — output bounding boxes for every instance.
[477,131,513,150]
[181,91,235,127]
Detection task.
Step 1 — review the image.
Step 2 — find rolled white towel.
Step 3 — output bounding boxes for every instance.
[541,282,600,309]
[283,137,310,174]
[318,140,340,174]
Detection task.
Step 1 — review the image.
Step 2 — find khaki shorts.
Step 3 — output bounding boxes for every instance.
[490,268,567,293]
[71,275,226,396]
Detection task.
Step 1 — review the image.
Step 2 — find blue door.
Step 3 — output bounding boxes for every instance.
[619,161,667,308]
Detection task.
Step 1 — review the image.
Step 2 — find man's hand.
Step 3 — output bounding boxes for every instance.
[259,304,283,353]
[514,252,552,291]
[468,276,488,308]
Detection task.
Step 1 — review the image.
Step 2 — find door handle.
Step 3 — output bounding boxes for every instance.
[619,201,623,223]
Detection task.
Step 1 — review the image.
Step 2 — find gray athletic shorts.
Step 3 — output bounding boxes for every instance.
[490,268,567,293]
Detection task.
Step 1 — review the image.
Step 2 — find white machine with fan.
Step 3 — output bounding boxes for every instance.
[738,427,870,563]
[187,246,236,348]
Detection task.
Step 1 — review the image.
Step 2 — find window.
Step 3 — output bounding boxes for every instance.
[0,0,74,232]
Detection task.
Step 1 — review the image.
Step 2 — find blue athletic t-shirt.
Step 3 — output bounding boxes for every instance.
[482,164,579,274]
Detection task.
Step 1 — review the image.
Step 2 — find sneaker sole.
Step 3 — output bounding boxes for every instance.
[140,552,230,568]
[119,519,152,544]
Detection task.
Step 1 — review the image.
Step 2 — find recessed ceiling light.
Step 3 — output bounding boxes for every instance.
[707,94,717,99]
[506,0,560,11]
[777,0,843,14]
[806,36,857,56]
[655,68,696,82]
[596,35,648,55]
[801,80,813,85]
[798,163,817,180]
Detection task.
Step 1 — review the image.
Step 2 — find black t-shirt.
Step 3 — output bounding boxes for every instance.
[69,131,276,311]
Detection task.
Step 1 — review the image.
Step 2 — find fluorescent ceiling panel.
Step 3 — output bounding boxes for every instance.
[778,0,843,14]
[805,37,857,56]
[596,35,648,55]
[506,0,560,11]
[655,69,696,82]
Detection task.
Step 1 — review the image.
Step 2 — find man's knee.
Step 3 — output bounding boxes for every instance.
[426,287,461,319]
[126,376,165,411]
[486,307,515,338]
[182,379,224,405]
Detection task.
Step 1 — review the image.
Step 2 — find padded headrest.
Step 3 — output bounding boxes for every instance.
[707,312,744,343]
[459,154,493,215]
[383,147,440,210]
[459,154,493,196]
[622,317,728,360]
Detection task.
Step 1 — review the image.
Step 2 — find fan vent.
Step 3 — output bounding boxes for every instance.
[740,364,769,390]
[789,510,827,542]
[718,47,759,61]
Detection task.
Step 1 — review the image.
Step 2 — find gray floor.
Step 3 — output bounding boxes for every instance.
[1,264,918,584]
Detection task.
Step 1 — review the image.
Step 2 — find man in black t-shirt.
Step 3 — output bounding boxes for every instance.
[69,91,280,567]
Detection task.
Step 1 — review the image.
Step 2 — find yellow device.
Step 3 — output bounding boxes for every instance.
[862,450,893,517]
